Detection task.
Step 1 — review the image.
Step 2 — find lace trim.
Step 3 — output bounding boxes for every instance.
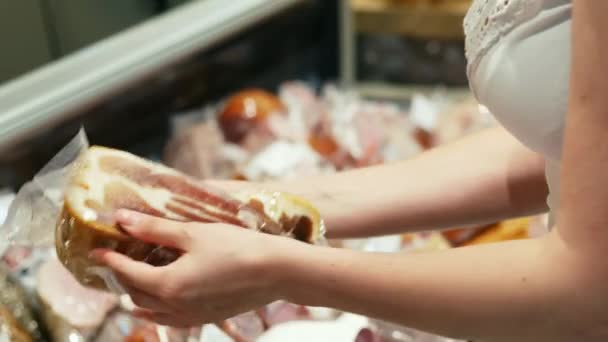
[464,0,544,79]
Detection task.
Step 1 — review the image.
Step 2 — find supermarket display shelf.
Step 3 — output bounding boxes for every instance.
[352,0,470,40]
[355,82,471,102]
[340,0,471,91]
[0,0,304,154]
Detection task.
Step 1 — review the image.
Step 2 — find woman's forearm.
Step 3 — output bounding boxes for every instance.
[214,127,548,238]
[276,234,571,341]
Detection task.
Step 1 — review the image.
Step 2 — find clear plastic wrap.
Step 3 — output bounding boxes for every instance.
[0,129,89,256]
[94,310,199,342]
[0,266,43,342]
[165,81,425,181]
[1,129,325,295]
[36,256,119,342]
[365,319,465,342]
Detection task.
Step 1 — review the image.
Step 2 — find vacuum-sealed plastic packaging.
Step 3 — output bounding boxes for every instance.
[0,266,43,342]
[94,310,199,342]
[1,130,89,256]
[36,257,119,342]
[57,145,325,292]
[365,319,465,342]
[1,130,325,294]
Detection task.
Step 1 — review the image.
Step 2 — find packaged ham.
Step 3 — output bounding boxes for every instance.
[219,311,266,342]
[0,308,33,342]
[258,301,312,327]
[57,145,324,291]
[365,319,465,342]
[256,312,370,342]
[218,89,286,144]
[462,218,530,246]
[0,267,42,342]
[163,120,245,180]
[1,130,324,294]
[433,98,496,146]
[94,311,197,342]
[36,257,118,341]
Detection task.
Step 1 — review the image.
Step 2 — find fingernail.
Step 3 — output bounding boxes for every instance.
[115,210,141,226]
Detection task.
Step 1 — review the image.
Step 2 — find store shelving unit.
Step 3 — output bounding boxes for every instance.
[340,0,471,100]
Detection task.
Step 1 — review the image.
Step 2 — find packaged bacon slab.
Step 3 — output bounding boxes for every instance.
[59,145,324,292]
[1,130,325,294]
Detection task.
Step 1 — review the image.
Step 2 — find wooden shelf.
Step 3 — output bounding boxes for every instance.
[355,81,471,102]
[352,0,471,40]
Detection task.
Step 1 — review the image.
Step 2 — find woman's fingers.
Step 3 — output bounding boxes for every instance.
[91,249,164,294]
[114,209,191,250]
[125,284,173,313]
[133,310,192,329]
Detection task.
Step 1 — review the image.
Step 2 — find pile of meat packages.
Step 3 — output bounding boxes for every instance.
[164,82,494,183]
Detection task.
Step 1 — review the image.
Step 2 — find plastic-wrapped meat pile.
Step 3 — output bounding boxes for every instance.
[164,82,434,182]
[0,82,510,342]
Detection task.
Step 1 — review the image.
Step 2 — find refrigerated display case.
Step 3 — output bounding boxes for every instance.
[339,0,471,98]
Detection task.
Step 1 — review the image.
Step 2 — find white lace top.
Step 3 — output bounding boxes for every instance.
[464,0,572,225]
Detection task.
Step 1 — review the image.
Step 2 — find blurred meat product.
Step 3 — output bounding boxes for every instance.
[462,218,530,246]
[242,141,330,181]
[218,89,287,144]
[443,218,531,247]
[366,318,465,342]
[308,118,340,157]
[36,258,119,341]
[0,308,33,342]
[401,232,451,252]
[433,99,495,146]
[413,128,434,150]
[276,81,323,142]
[258,301,312,327]
[165,82,429,178]
[220,311,266,342]
[1,247,32,272]
[56,146,323,291]
[164,121,246,180]
[0,267,41,341]
[256,313,370,342]
[355,328,384,342]
[94,311,195,342]
[307,114,357,170]
[441,226,493,247]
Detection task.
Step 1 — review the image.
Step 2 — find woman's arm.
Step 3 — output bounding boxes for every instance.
[279,234,565,341]
[278,2,608,340]
[99,211,570,341]
[215,126,548,238]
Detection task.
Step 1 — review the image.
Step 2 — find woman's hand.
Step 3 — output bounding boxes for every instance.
[92,209,294,328]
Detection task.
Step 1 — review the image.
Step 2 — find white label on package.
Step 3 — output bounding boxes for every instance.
[410,94,440,131]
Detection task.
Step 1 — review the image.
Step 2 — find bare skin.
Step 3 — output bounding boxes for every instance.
[213,126,548,239]
[94,2,608,340]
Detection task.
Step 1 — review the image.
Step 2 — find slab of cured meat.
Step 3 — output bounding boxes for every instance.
[56,146,324,291]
